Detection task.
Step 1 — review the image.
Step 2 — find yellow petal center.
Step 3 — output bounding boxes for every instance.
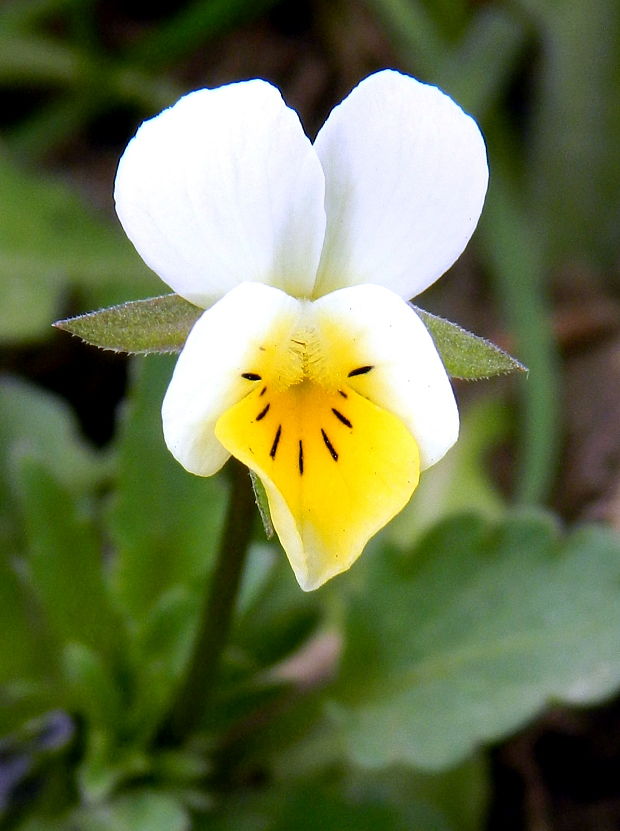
[214,304,420,589]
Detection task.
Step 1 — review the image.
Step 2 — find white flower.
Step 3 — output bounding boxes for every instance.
[114,70,488,591]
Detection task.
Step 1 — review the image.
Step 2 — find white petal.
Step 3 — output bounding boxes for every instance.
[162,282,300,475]
[314,284,459,469]
[313,70,488,299]
[115,81,326,306]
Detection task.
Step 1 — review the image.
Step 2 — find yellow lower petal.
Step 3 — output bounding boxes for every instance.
[215,377,419,589]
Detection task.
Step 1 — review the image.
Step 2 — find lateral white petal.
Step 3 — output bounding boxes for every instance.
[115,81,326,306]
[313,70,488,299]
[314,284,459,469]
[162,282,300,476]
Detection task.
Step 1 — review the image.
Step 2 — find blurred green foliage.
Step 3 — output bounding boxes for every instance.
[1,0,619,829]
[0,153,161,341]
[4,365,620,829]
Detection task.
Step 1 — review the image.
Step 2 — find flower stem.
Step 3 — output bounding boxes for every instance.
[163,459,255,743]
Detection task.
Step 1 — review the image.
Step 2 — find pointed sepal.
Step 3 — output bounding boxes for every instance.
[413,306,526,380]
[249,470,275,540]
[54,294,202,354]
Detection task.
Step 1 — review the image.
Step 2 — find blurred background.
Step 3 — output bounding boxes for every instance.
[0,1,619,830]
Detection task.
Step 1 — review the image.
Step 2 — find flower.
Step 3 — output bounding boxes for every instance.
[114,70,488,590]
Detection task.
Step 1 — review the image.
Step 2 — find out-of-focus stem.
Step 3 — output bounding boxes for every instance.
[163,459,255,743]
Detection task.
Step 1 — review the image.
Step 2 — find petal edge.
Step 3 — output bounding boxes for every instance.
[314,70,488,299]
[116,81,326,306]
[162,282,300,476]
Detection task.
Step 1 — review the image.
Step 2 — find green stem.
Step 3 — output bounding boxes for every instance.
[163,459,256,743]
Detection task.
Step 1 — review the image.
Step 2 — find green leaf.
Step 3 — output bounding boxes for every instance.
[0,380,112,701]
[109,356,227,620]
[126,0,281,71]
[438,7,528,118]
[15,818,68,831]
[363,0,447,81]
[55,294,203,354]
[365,0,526,120]
[74,790,189,831]
[329,512,620,770]
[0,376,105,538]
[0,547,49,685]
[16,456,119,658]
[479,161,560,504]
[202,778,454,831]
[233,549,324,671]
[62,643,122,729]
[126,587,200,741]
[522,0,620,268]
[387,397,508,547]
[78,728,150,803]
[341,755,489,831]
[414,306,525,379]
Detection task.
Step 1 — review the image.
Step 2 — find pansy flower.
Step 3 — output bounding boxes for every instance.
[114,69,488,590]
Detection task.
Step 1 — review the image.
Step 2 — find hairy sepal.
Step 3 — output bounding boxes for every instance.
[413,306,526,380]
[54,294,202,354]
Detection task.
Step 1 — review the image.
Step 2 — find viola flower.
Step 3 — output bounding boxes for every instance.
[114,70,488,590]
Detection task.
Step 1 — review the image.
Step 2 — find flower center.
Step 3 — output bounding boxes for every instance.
[258,301,339,392]
[232,300,380,476]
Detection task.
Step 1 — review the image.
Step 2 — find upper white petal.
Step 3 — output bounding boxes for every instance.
[313,70,488,299]
[162,282,300,475]
[314,284,459,469]
[115,81,326,306]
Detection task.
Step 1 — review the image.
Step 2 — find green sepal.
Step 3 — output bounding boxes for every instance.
[54,292,526,379]
[249,469,275,539]
[54,293,202,354]
[413,306,526,379]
